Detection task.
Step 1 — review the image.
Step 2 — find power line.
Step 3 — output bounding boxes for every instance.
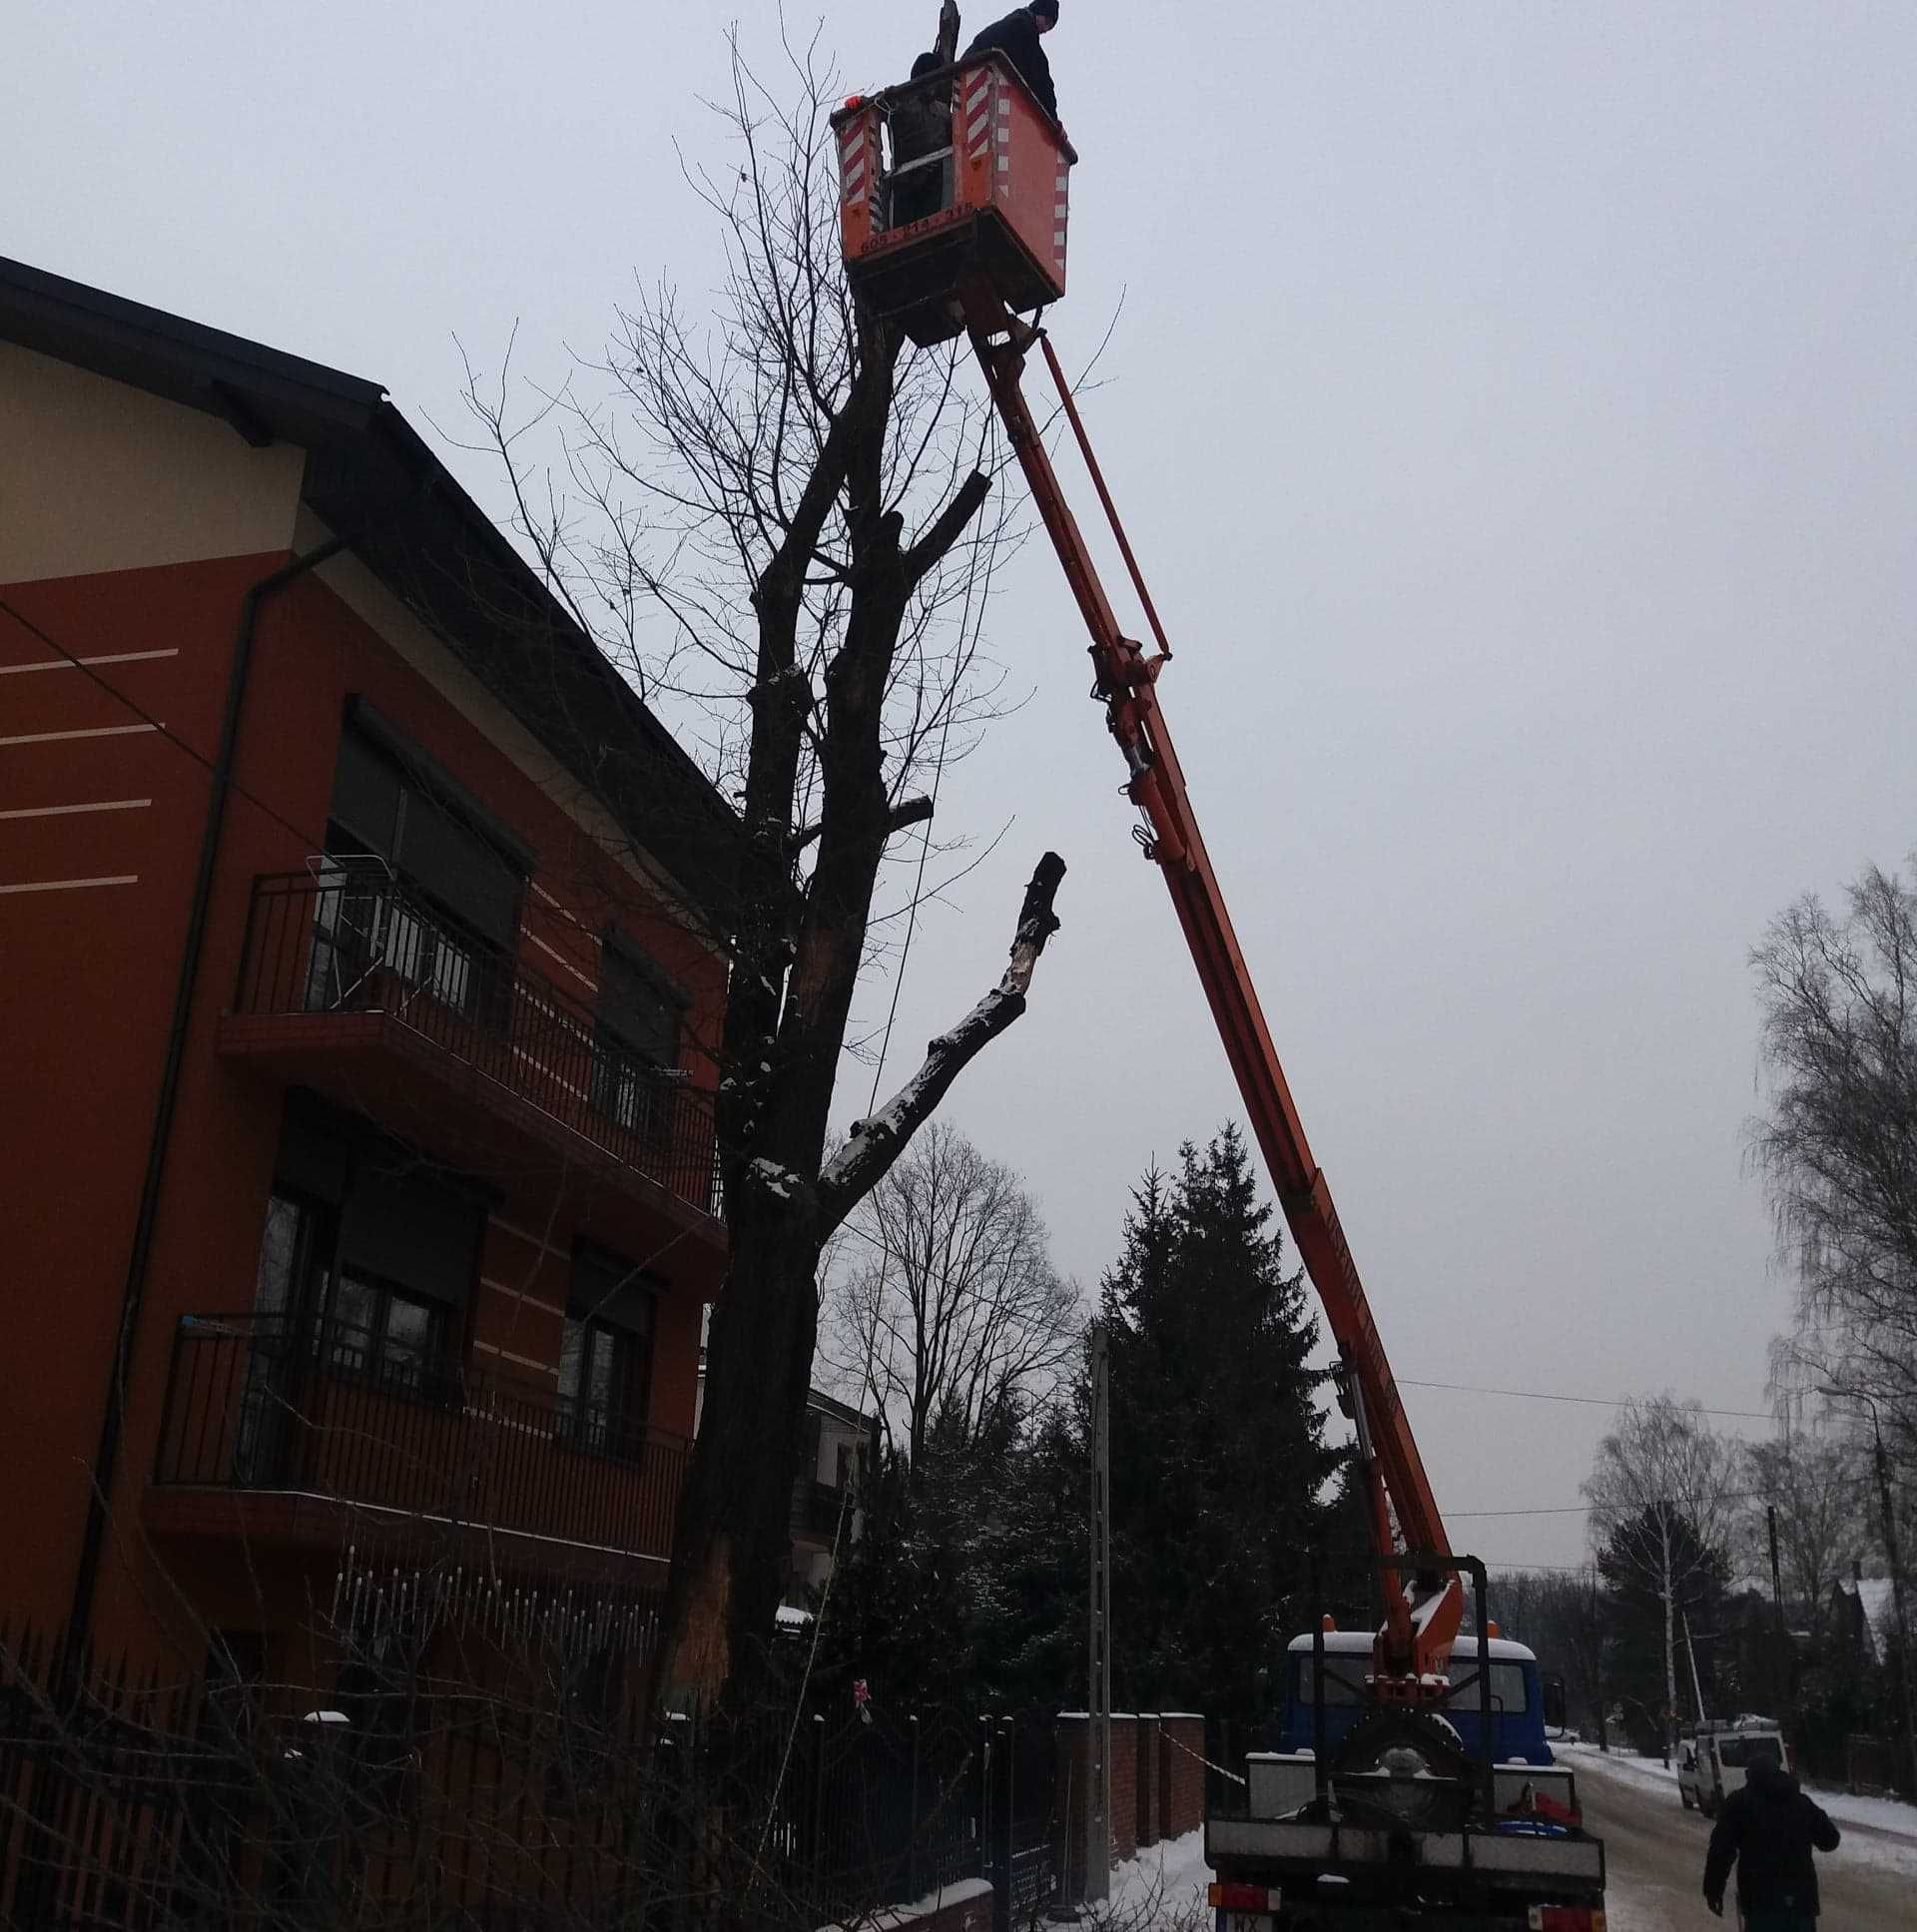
[1399,1376,1774,1424]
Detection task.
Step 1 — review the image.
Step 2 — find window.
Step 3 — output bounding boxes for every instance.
[254,1189,334,1333]
[1292,1657,1368,1708]
[1291,1655,1530,1715]
[261,1110,480,1401]
[327,1270,447,1396]
[559,1248,655,1455]
[1442,1659,1530,1714]
[240,1189,336,1482]
[593,943,684,1141]
[1716,1735,1780,1769]
[321,717,526,1019]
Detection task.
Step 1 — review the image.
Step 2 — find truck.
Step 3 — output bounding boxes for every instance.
[832,47,1607,1930]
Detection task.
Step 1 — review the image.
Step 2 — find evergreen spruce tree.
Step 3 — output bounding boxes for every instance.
[1102,1126,1343,1717]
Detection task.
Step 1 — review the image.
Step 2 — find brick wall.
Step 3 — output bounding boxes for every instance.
[1055,1709,1209,1898]
[1160,1715,1206,1840]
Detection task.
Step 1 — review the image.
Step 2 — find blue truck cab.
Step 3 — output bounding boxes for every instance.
[1277,1630,1555,1767]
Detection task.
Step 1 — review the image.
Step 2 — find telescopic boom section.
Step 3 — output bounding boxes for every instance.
[962,289,1464,1693]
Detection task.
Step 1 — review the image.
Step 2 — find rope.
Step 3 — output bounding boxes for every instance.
[1157,1723,1246,1787]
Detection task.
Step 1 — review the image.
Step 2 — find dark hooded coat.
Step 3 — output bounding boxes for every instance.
[963,8,1057,123]
[1702,1757,1840,1918]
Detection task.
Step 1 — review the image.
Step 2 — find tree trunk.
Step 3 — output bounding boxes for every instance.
[659,1186,824,1715]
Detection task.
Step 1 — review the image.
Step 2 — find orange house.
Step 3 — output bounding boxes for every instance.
[0,257,738,1686]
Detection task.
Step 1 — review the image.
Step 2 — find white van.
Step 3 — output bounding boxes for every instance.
[1678,1717,1788,1816]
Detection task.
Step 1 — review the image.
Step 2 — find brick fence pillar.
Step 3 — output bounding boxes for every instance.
[1160,1714,1207,1839]
[1134,1714,1159,1850]
[1054,1713,1088,1899]
[1110,1715,1137,1865]
[1055,1712,1141,1893]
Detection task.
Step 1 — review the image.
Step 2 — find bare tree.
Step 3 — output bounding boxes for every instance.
[1742,1433,1869,1640]
[1494,1567,1611,1745]
[1750,856,1917,1483]
[461,18,1068,1719]
[823,1121,1080,1468]
[1582,1395,1740,1763]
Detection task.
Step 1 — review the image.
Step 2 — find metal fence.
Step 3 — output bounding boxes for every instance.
[235,870,722,1220]
[0,1619,1062,1931]
[154,1311,690,1563]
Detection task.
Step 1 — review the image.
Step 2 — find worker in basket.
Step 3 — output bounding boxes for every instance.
[965,0,1065,137]
[888,50,952,229]
[1701,1742,1840,1932]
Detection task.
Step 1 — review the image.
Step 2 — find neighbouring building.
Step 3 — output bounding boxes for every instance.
[1829,1568,1898,1665]
[695,1361,878,1604]
[0,256,743,1692]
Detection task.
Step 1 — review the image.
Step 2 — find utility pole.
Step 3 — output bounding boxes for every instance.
[1682,1611,1709,1728]
[1822,1387,1917,1801]
[1766,1504,1791,1716]
[1084,1321,1112,1905]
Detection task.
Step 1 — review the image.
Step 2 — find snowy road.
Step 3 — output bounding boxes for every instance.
[1562,1746,1913,1932]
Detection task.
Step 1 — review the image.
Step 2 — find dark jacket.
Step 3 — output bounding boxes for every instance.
[890,89,949,172]
[964,9,1057,122]
[1702,1759,1839,1917]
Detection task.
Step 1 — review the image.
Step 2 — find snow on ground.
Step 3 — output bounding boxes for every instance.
[1095,1827,1212,1930]
[1560,1741,1917,1879]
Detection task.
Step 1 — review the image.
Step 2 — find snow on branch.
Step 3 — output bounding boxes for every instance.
[817,852,1066,1232]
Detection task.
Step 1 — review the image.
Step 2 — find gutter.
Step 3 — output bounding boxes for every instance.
[64,535,348,1648]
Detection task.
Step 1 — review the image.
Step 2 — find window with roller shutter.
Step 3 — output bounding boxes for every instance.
[591,941,686,1145]
[319,712,528,1022]
[252,1107,483,1401]
[558,1245,655,1456]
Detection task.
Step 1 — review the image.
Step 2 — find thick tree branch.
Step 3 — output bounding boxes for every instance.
[905,467,992,585]
[786,795,930,857]
[817,851,1065,1232]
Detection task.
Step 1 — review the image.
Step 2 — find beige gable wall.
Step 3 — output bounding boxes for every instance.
[0,341,305,585]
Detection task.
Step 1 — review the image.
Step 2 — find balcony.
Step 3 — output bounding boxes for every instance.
[219,871,724,1265]
[793,1478,854,1543]
[149,1313,687,1582]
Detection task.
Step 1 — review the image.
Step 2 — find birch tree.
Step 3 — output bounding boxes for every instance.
[1583,1395,1739,1763]
[1750,856,1917,1483]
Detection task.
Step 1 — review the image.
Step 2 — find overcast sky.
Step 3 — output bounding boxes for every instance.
[10,3,1914,1573]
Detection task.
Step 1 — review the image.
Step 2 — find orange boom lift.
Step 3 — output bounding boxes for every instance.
[833,53,1464,1700]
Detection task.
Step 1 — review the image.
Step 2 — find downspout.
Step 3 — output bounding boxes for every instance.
[64,534,349,1649]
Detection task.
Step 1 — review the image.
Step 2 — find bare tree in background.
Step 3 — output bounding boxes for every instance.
[1742,1433,1868,1640]
[823,1121,1080,1469]
[1750,856,1917,1483]
[461,19,1067,1717]
[1583,1395,1739,1764]
[1493,1567,1611,1746]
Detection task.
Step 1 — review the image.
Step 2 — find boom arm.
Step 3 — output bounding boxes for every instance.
[963,290,1465,1690]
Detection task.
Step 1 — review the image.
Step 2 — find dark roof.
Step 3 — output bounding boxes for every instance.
[0,255,743,931]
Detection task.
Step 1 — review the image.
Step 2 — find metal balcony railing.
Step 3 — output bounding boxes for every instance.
[234,869,721,1220]
[793,1478,853,1540]
[155,1313,688,1563]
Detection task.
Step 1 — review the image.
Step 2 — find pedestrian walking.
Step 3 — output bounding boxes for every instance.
[1701,1747,1840,1931]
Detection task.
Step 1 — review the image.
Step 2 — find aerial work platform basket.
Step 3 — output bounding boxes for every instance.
[832,52,1076,346]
